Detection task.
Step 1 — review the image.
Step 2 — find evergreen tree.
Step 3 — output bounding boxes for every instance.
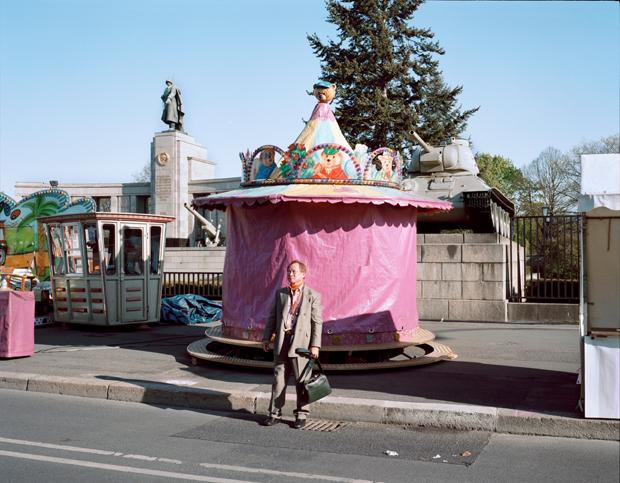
[308,0,478,159]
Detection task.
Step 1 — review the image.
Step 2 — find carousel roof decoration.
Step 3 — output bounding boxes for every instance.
[239,80,407,189]
[240,81,402,189]
[200,80,450,212]
[0,188,95,227]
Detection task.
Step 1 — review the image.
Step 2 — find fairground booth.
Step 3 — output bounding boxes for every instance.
[578,154,620,419]
[189,81,454,370]
[40,212,173,325]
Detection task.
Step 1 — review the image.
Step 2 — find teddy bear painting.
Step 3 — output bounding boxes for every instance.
[313,146,348,180]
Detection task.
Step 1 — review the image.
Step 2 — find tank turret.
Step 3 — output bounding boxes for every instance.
[411,132,478,175]
[405,132,514,236]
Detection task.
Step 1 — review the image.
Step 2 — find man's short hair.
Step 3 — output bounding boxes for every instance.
[287,260,307,273]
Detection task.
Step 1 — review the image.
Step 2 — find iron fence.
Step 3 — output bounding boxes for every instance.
[162,271,223,300]
[509,214,581,303]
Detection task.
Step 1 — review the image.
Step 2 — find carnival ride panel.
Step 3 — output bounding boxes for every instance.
[41,212,172,325]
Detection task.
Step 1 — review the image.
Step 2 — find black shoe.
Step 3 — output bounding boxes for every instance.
[261,416,279,426]
[293,418,306,429]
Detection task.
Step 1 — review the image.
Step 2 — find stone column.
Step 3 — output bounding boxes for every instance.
[150,130,211,246]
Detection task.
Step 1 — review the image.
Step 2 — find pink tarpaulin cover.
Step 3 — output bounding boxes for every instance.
[0,290,35,358]
[220,202,420,346]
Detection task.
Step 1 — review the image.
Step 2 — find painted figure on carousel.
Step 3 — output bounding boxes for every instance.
[313,147,347,180]
[254,148,277,180]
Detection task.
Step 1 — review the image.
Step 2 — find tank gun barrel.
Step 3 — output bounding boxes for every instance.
[183,203,220,243]
[412,131,434,153]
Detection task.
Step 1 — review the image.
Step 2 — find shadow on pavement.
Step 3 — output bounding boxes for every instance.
[30,322,580,418]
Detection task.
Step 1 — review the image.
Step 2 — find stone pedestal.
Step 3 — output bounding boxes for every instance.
[151,130,214,246]
[416,233,524,322]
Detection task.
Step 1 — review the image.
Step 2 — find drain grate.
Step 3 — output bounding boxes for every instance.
[302,420,348,432]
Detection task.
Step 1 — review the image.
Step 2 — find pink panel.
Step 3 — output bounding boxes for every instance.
[222,202,419,346]
[0,291,35,358]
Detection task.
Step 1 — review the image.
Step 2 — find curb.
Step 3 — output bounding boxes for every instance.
[1,371,618,441]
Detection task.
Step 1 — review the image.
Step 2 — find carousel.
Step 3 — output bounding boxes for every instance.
[188,80,456,370]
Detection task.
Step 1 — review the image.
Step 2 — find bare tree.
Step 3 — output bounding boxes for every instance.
[523,147,575,214]
[131,163,151,183]
[522,133,619,215]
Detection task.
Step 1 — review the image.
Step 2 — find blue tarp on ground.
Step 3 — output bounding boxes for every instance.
[160,295,222,325]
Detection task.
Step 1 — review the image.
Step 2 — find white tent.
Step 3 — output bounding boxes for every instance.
[578,154,620,419]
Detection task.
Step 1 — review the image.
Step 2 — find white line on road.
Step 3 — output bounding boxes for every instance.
[0,436,182,465]
[199,462,374,483]
[0,436,116,456]
[0,436,372,482]
[0,450,254,483]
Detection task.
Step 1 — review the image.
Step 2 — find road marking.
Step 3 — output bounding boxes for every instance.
[199,462,374,483]
[123,453,157,461]
[0,436,116,456]
[159,457,184,464]
[0,450,254,483]
[0,436,370,482]
[0,436,181,464]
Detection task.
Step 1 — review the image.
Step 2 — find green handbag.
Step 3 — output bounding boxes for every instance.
[298,358,332,404]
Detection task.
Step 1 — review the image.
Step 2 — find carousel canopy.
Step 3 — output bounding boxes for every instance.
[193,183,451,211]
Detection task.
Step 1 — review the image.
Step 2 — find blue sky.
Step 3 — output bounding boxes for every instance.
[0,0,618,196]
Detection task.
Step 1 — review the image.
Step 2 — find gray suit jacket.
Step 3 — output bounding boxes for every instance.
[262,285,323,361]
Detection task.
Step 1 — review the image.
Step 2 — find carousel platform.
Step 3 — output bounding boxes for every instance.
[187,323,457,371]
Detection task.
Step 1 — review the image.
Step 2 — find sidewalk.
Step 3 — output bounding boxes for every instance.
[1,320,618,441]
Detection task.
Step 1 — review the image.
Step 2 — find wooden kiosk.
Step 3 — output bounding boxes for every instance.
[41,213,173,325]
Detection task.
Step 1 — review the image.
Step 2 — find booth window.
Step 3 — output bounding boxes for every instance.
[102,224,116,275]
[63,224,82,274]
[150,226,161,274]
[49,225,66,275]
[84,224,101,274]
[123,227,144,275]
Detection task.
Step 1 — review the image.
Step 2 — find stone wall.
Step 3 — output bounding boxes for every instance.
[163,239,577,323]
[416,233,520,322]
[164,247,225,273]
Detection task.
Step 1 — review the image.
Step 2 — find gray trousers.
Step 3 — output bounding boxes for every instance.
[268,333,310,419]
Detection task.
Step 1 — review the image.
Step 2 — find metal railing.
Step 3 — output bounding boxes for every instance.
[509,215,580,303]
[162,271,223,299]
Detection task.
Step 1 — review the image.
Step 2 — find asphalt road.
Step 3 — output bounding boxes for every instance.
[0,390,618,483]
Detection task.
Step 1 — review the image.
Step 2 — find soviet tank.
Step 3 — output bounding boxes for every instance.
[403,132,514,236]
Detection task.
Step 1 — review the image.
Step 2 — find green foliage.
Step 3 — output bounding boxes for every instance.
[475,152,539,215]
[476,153,524,200]
[308,0,478,158]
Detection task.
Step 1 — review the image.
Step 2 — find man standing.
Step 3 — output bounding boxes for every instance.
[161,80,184,131]
[262,260,323,429]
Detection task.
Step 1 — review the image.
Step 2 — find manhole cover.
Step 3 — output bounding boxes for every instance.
[302,420,348,432]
